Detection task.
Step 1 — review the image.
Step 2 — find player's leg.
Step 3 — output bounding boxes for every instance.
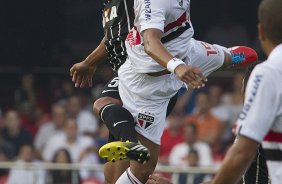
[115,133,160,184]
[115,77,174,183]
[131,133,160,183]
[188,39,258,78]
[100,92,176,184]
[110,61,182,183]
[104,160,129,184]
[93,76,138,143]
[197,41,258,70]
[94,76,149,183]
[102,133,130,184]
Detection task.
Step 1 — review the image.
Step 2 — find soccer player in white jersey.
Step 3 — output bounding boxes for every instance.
[208,0,282,183]
[99,0,258,183]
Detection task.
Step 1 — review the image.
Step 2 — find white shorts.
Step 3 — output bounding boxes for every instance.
[118,38,225,145]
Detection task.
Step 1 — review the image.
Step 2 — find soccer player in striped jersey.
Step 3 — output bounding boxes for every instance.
[70,0,150,183]
[210,0,282,183]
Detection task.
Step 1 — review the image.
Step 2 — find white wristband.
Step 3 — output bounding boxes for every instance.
[167,58,185,74]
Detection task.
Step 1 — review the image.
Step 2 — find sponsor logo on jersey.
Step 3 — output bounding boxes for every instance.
[239,74,263,120]
[144,0,151,21]
[103,6,118,26]
[137,112,154,129]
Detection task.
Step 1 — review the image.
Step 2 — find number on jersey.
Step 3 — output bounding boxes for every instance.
[200,42,218,56]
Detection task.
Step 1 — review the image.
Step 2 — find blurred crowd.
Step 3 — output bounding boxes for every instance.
[0,70,246,184]
[0,73,108,184]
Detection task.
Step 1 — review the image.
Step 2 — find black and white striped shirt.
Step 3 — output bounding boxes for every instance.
[102,0,134,72]
[241,146,270,184]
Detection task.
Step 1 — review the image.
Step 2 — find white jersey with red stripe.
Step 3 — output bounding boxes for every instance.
[125,0,194,73]
[235,44,282,184]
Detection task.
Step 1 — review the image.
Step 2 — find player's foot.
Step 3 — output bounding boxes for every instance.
[229,46,258,68]
[98,141,150,164]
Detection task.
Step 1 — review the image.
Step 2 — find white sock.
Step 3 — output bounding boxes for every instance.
[115,168,143,184]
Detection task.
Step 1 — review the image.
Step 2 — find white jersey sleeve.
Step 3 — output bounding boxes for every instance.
[138,0,169,34]
[126,0,193,73]
[235,65,279,143]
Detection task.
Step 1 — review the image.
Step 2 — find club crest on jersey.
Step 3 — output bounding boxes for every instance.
[137,112,154,129]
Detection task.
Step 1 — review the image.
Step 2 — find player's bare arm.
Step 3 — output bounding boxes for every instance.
[211,136,259,184]
[70,37,108,88]
[143,28,207,89]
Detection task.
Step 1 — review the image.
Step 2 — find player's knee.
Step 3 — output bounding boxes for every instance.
[93,100,102,116]
[93,98,107,116]
[222,51,232,68]
[212,44,231,69]
[93,97,122,116]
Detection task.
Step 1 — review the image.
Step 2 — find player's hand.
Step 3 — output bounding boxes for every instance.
[70,60,96,88]
[174,64,207,89]
[146,175,173,184]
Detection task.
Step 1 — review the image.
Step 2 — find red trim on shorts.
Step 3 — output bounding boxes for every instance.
[164,12,188,33]
[264,130,282,142]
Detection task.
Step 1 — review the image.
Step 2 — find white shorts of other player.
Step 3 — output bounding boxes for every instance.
[118,38,225,144]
